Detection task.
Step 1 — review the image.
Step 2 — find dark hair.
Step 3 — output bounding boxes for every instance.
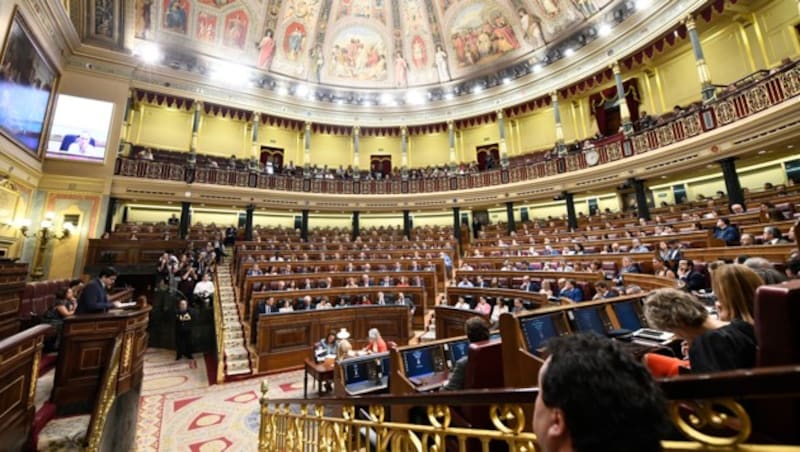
[465,316,490,343]
[719,217,730,226]
[788,257,800,275]
[55,287,69,299]
[99,267,118,278]
[595,280,608,289]
[69,279,83,288]
[541,335,667,451]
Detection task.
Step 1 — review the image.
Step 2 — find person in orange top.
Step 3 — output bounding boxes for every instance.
[363,328,387,354]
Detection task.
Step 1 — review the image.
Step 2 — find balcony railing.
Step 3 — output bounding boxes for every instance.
[115,62,800,196]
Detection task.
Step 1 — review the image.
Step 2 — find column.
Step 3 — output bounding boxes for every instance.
[447,120,456,170]
[118,90,133,156]
[301,209,309,242]
[452,206,462,255]
[103,197,119,233]
[564,193,578,231]
[719,158,745,209]
[179,201,191,239]
[497,110,509,168]
[402,210,411,238]
[551,92,566,156]
[401,126,409,179]
[303,121,312,176]
[250,113,260,169]
[352,125,360,180]
[632,179,651,221]
[505,202,516,235]
[245,204,255,241]
[686,15,716,101]
[352,211,360,241]
[189,100,202,167]
[612,62,633,135]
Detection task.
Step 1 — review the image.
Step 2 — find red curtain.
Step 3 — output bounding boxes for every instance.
[589,79,641,135]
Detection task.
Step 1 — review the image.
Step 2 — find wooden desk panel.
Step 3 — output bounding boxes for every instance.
[52,306,151,414]
[0,263,27,340]
[0,324,50,452]
[255,305,409,374]
[434,306,489,339]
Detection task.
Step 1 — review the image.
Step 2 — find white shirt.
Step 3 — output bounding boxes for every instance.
[194,281,215,295]
[491,305,509,324]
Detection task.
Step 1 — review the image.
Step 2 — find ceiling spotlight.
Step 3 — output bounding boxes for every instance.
[503,77,511,84]
[444,92,454,101]
[276,86,288,96]
[136,43,162,65]
[532,63,543,73]
[211,62,249,85]
[564,48,575,57]
[598,23,611,37]
[380,93,395,105]
[295,84,309,97]
[406,91,425,105]
[635,0,652,9]
[472,85,483,94]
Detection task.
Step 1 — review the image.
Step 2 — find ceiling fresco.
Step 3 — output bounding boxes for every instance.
[133,0,613,89]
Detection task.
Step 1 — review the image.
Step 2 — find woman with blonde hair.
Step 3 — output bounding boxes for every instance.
[710,264,762,324]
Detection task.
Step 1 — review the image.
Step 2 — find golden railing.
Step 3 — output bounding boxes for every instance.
[213,270,225,384]
[85,336,122,451]
[259,366,800,452]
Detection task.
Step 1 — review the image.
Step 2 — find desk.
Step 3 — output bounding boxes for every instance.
[304,358,334,398]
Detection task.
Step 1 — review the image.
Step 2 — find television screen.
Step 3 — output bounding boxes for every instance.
[344,361,371,385]
[380,356,391,375]
[448,340,470,365]
[45,94,114,162]
[613,301,643,331]
[573,307,608,335]
[521,314,558,354]
[402,346,436,378]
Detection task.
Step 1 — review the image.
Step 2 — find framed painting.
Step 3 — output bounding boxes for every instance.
[0,7,59,159]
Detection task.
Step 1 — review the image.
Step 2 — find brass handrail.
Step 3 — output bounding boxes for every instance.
[259,366,800,451]
[213,269,225,384]
[85,336,122,451]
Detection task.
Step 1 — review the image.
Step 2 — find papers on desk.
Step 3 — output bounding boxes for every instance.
[115,302,137,309]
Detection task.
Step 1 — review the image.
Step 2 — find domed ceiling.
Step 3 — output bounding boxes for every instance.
[135,0,613,89]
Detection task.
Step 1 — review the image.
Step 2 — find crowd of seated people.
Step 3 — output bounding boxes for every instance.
[154,243,219,305]
[254,290,415,314]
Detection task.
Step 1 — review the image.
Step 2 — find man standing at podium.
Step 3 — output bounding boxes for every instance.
[76,267,119,314]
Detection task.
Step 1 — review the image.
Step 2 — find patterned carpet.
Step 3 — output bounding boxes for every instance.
[135,349,305,452]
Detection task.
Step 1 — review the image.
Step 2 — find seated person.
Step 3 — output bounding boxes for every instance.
[592,281,619,300]
[316,296,333,309]
[315,331,338,362]
[533,334,667,452]
[444,316,490,390]
[676,259,706,292]
[643,288,756,375]
[474,296,492,315]
[490,298,508,326]
[256,296,279,314]
[453,297,470,310]
[560,280,584,302]
[278,299,294,312]
[42,287,77,352]
[713,217,740,245]
[362,328,387,354]
[192,272,215,307]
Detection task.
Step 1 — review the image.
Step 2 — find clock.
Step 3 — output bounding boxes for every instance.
[584,149,600,166]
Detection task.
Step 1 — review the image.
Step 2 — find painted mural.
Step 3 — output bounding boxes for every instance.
[163,0,190,35]
[94,0,115,38]
[134,0,614,88]
[197,11,218,43]
[223,10,249,49]
[448,3,520,68]
[134,0,154,39]
[327,26,388,82]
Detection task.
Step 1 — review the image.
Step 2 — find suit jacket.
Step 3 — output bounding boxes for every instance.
[681,270,706,292]
[76,278,112,314]
[561,287,584,302]
[713,226,740,245]
[522,281,541,292]
[444,356,468,390]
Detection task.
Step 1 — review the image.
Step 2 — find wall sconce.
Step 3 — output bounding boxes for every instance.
[19,212,75,280]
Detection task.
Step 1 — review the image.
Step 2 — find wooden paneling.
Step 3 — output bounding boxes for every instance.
[51,306,150,414]
[0,324,49,452]
[0,263,27,340]
[434,306,489,340]
[256,305,410,374]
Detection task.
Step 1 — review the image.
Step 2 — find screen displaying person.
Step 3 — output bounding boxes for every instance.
[67,131,96,154]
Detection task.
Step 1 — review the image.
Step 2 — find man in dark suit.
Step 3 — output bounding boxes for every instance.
[444,316,490,390]
[713,217,740,245]
[677,259,706,292]
[76,267,118,314]
[520,275,541,292]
